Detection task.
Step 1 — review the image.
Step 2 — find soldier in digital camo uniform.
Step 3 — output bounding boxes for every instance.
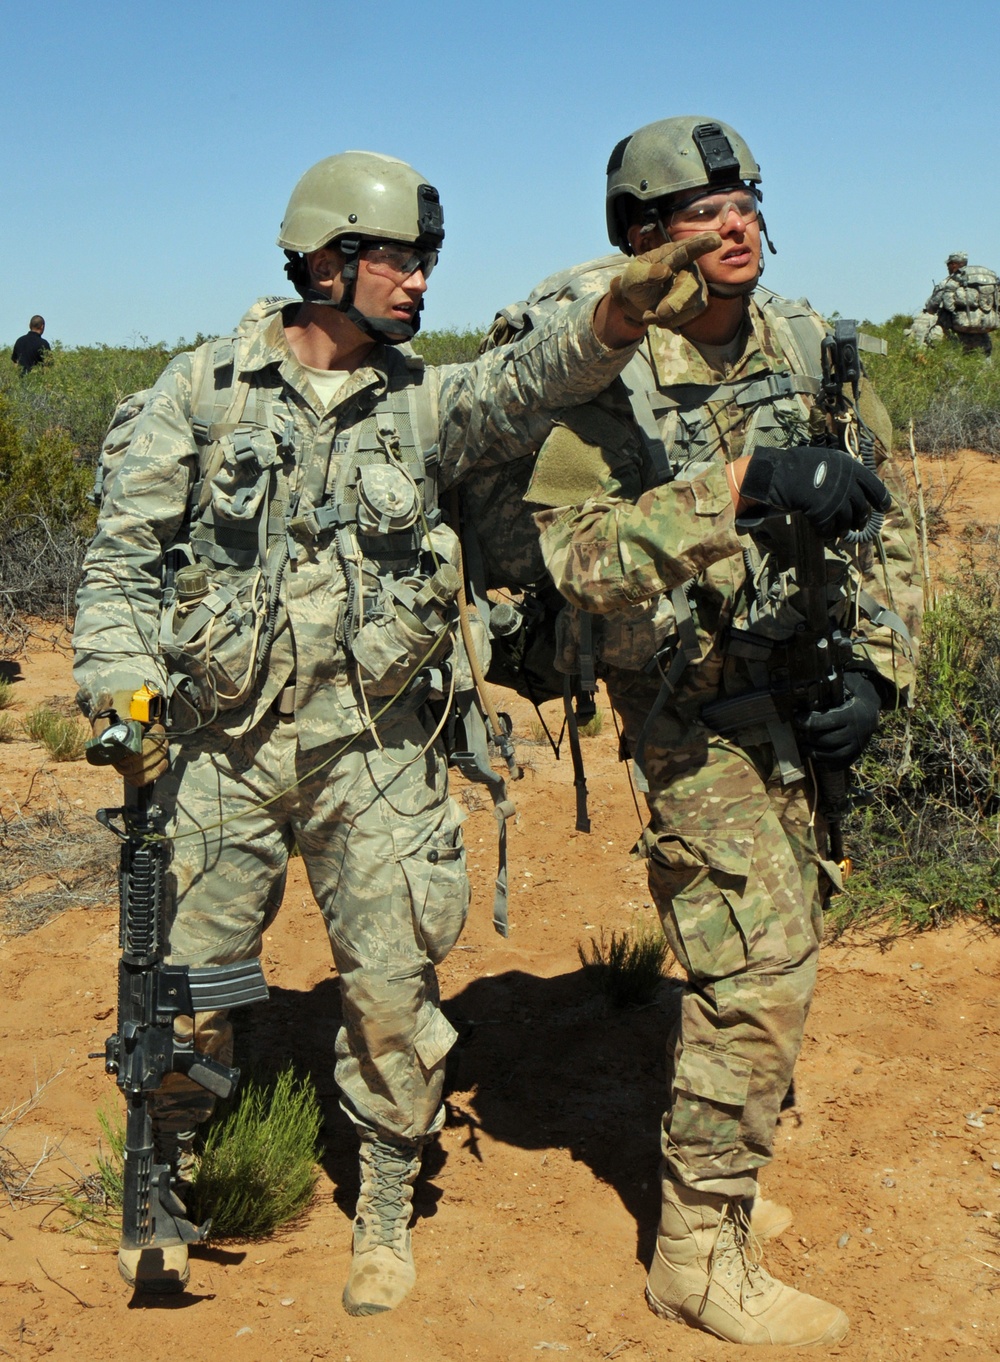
[72,150,716,1309]
[519,118,922,1346]
[908,250,1000,353]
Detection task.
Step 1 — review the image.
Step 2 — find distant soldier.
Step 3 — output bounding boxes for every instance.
[10,316,51,373]
[907,252,1000,354]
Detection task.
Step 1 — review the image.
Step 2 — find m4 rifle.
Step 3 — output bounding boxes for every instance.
[87,685,269,1284]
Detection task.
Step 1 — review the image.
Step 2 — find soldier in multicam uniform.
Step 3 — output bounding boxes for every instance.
[516,118,922,1346]
[907,250,1000,353]
[72,150,716,1310]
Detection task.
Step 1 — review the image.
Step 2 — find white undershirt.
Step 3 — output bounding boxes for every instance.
[301,363,351,411]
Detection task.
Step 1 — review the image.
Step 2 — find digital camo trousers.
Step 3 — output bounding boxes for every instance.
[151,707,469,1144]
[615,681,826,1200]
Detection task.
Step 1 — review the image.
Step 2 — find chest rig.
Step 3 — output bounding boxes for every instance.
[281,351,460,696]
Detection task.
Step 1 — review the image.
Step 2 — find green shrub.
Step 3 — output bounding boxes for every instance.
[0,679,14,709]
[23,706,88,760]
[578,708,605,738]
[834,550,1000,933]
[59,1104,127,1240]
[190,1065,322,1239]
[65,1067,322,1243]
[0,341,177,466]
[411,326,486,366]
[578,920,668,1008]
[860,314,1000,453]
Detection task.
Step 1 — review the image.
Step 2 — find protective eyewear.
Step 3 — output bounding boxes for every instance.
[667,188,759,232]
[361,242,438,281]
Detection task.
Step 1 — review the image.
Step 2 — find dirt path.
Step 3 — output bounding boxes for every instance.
[1,458,999,1360]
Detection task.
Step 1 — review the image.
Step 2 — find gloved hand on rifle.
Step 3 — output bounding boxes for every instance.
[91,689,169,787]
[610,232,722,330]
[737,445,892,539]
[796,670,882,770]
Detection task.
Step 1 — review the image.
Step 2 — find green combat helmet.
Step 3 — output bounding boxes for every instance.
[277,150,445,342]
[605,116,769,265]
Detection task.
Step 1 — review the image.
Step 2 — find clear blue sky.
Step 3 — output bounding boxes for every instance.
[3,0,998,347]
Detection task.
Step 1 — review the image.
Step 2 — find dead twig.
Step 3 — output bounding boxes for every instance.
[35,1257,93,1308]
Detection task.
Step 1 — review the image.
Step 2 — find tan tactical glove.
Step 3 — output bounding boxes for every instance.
[609,231,722,329]
[91,689,169,788]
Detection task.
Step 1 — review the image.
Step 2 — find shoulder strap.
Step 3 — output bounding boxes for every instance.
[190,335,254,513]
[755,289,825,381]
[619,354,674,485]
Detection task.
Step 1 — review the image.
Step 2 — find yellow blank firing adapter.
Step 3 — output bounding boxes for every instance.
[129,683,164,724]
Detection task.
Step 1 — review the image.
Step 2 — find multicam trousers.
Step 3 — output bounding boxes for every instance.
[152,707,469,1144]
[613,673,827,1201]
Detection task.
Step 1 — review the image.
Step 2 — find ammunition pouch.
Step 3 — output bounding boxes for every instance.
[351,564,460,697]
[161,561,276,721]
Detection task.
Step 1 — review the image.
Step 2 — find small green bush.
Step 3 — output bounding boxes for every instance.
[191,1065,322,1239]
[66,1067,322,1243]
[0,680,14,709]
[0,713,19,742]
[578,921,668,1008]
[59,1105,127,1240]
[23,706,88,760]
[861,313,1000,453]
[835,549,1000,933]
[578,708,605,738]
[411,326,486,366]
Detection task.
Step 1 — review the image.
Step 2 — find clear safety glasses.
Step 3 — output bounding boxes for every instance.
[361,242,438,281]
[667,188,759,232]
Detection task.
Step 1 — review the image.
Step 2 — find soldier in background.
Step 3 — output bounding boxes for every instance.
[512,116,921,1346]
[73,150,703,1310]
[907,251,1000,353]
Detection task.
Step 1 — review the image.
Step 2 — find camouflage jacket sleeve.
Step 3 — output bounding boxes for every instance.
[435,295,640,489]
[925,279,951,314]
[72,353,200,710]
[532,456,743,613]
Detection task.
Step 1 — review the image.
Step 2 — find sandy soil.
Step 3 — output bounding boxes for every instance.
[1,453,999,1361]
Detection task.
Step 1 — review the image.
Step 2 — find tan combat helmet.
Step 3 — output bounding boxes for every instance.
[606,116,762,254]
[278,151,444,340]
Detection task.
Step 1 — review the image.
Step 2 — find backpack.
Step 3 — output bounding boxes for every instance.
[943,267,1000,335]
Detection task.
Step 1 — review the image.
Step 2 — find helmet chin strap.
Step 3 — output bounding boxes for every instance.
[301,243,421,344]
[707,277,759,299]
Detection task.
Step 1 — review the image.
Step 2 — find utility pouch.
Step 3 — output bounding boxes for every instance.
[351,564,460,697]
[160,563,270,716]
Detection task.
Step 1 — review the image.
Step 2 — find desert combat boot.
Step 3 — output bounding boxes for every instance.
[646,1177,849,1346]
[342,1134,423,1315]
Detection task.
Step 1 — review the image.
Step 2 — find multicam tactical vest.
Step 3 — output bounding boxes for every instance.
[469,258,848,684]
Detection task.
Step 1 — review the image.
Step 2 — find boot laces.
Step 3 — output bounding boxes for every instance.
[358,1141,419,1247]
[709,1202,771,1309]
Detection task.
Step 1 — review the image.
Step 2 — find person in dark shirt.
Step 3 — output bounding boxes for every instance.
[11,316,51,373]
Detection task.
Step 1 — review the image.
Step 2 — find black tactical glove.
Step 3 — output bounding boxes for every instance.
[741,445,892,540]
[796,670,882,769]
